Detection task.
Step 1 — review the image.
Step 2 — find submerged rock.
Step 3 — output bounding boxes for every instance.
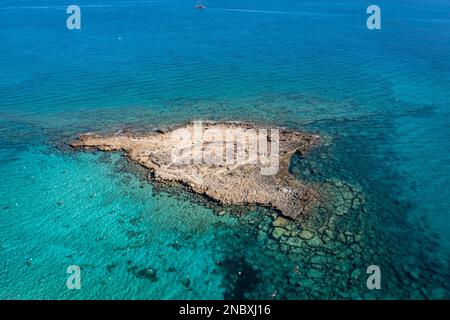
[127,265,158,282]
[272,216,290,228]
[299,229,314,240]
[272,227,287,239]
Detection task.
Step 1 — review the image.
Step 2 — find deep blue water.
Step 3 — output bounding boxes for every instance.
[0,0,449,299]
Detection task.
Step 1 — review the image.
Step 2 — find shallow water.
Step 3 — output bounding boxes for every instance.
[0,0,449,299]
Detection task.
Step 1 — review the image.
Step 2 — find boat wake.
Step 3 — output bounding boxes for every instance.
[209,8,302,15]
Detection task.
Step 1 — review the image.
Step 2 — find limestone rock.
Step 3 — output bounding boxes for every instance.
[299,229,315,240]
[272,216,290,228]
[71,121,320,220]
[272,227,287,239]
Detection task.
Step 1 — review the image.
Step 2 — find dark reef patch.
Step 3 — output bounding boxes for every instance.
[219,255,262,300]
[127,265,158,282]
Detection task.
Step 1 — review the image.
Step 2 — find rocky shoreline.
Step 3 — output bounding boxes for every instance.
[71,121,321,220]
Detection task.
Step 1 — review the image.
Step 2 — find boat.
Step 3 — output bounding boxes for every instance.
[195,2,205,9]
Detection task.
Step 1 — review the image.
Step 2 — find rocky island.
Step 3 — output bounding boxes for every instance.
[71,121,320,220]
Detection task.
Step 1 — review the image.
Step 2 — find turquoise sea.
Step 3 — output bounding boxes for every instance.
[0,0,449,299]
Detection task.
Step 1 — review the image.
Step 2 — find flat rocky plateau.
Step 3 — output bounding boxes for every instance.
[71,121,321,220]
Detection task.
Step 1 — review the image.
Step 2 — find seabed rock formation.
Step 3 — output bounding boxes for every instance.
[69,121,448,299]
[71,121,320,219]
